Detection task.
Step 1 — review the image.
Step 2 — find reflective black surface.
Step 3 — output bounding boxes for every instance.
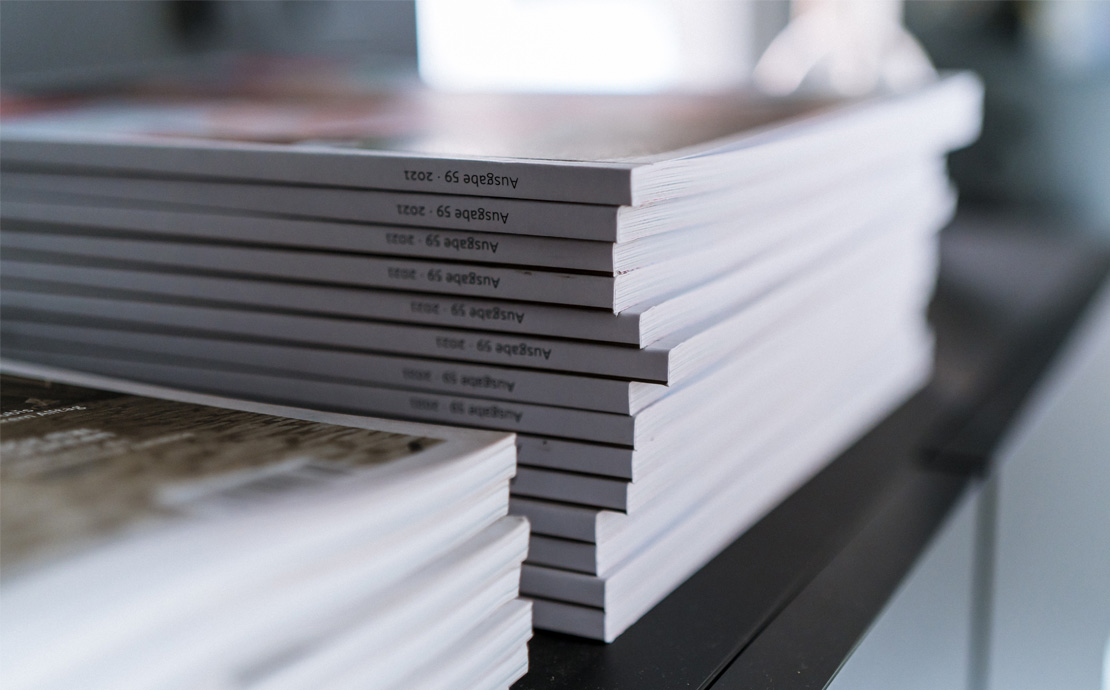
[516,214,1110,689]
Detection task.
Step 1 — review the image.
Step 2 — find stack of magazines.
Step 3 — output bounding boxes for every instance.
[0,71,982,641]
[0,364,529,689]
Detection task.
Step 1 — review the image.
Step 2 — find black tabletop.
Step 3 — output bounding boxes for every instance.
[515,213,1110,690]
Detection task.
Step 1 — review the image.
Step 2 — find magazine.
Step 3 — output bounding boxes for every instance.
[0,363,526,690]
[0,73,980,206]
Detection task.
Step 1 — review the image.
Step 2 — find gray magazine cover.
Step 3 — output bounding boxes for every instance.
[0,73,981,206]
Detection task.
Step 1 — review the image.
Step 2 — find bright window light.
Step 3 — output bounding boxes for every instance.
[416,0,752,93]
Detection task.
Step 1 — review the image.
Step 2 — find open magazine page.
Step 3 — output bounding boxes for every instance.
[0,361,524,690]
[0,374,441,575]
[0,361,515,579]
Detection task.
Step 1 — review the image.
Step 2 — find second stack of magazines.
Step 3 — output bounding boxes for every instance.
[0,72,982,641]
[0,367,529,689]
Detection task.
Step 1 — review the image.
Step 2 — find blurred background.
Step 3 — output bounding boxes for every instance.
[2,0,1108,236]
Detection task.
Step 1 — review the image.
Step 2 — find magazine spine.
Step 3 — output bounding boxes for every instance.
[0,138,638,205]
[0,290,672,381]
[0,321,640,414]
[1,170,623,241]
[0,259,645,344]
[0,347,640,444]
[0,194,619,272]
[1,230,620,309]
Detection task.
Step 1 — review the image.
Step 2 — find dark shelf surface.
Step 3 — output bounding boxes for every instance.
[515,214,1110,690]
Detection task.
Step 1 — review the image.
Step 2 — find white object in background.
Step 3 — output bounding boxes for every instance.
[753,0,935,95]
[416,0,753,93]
